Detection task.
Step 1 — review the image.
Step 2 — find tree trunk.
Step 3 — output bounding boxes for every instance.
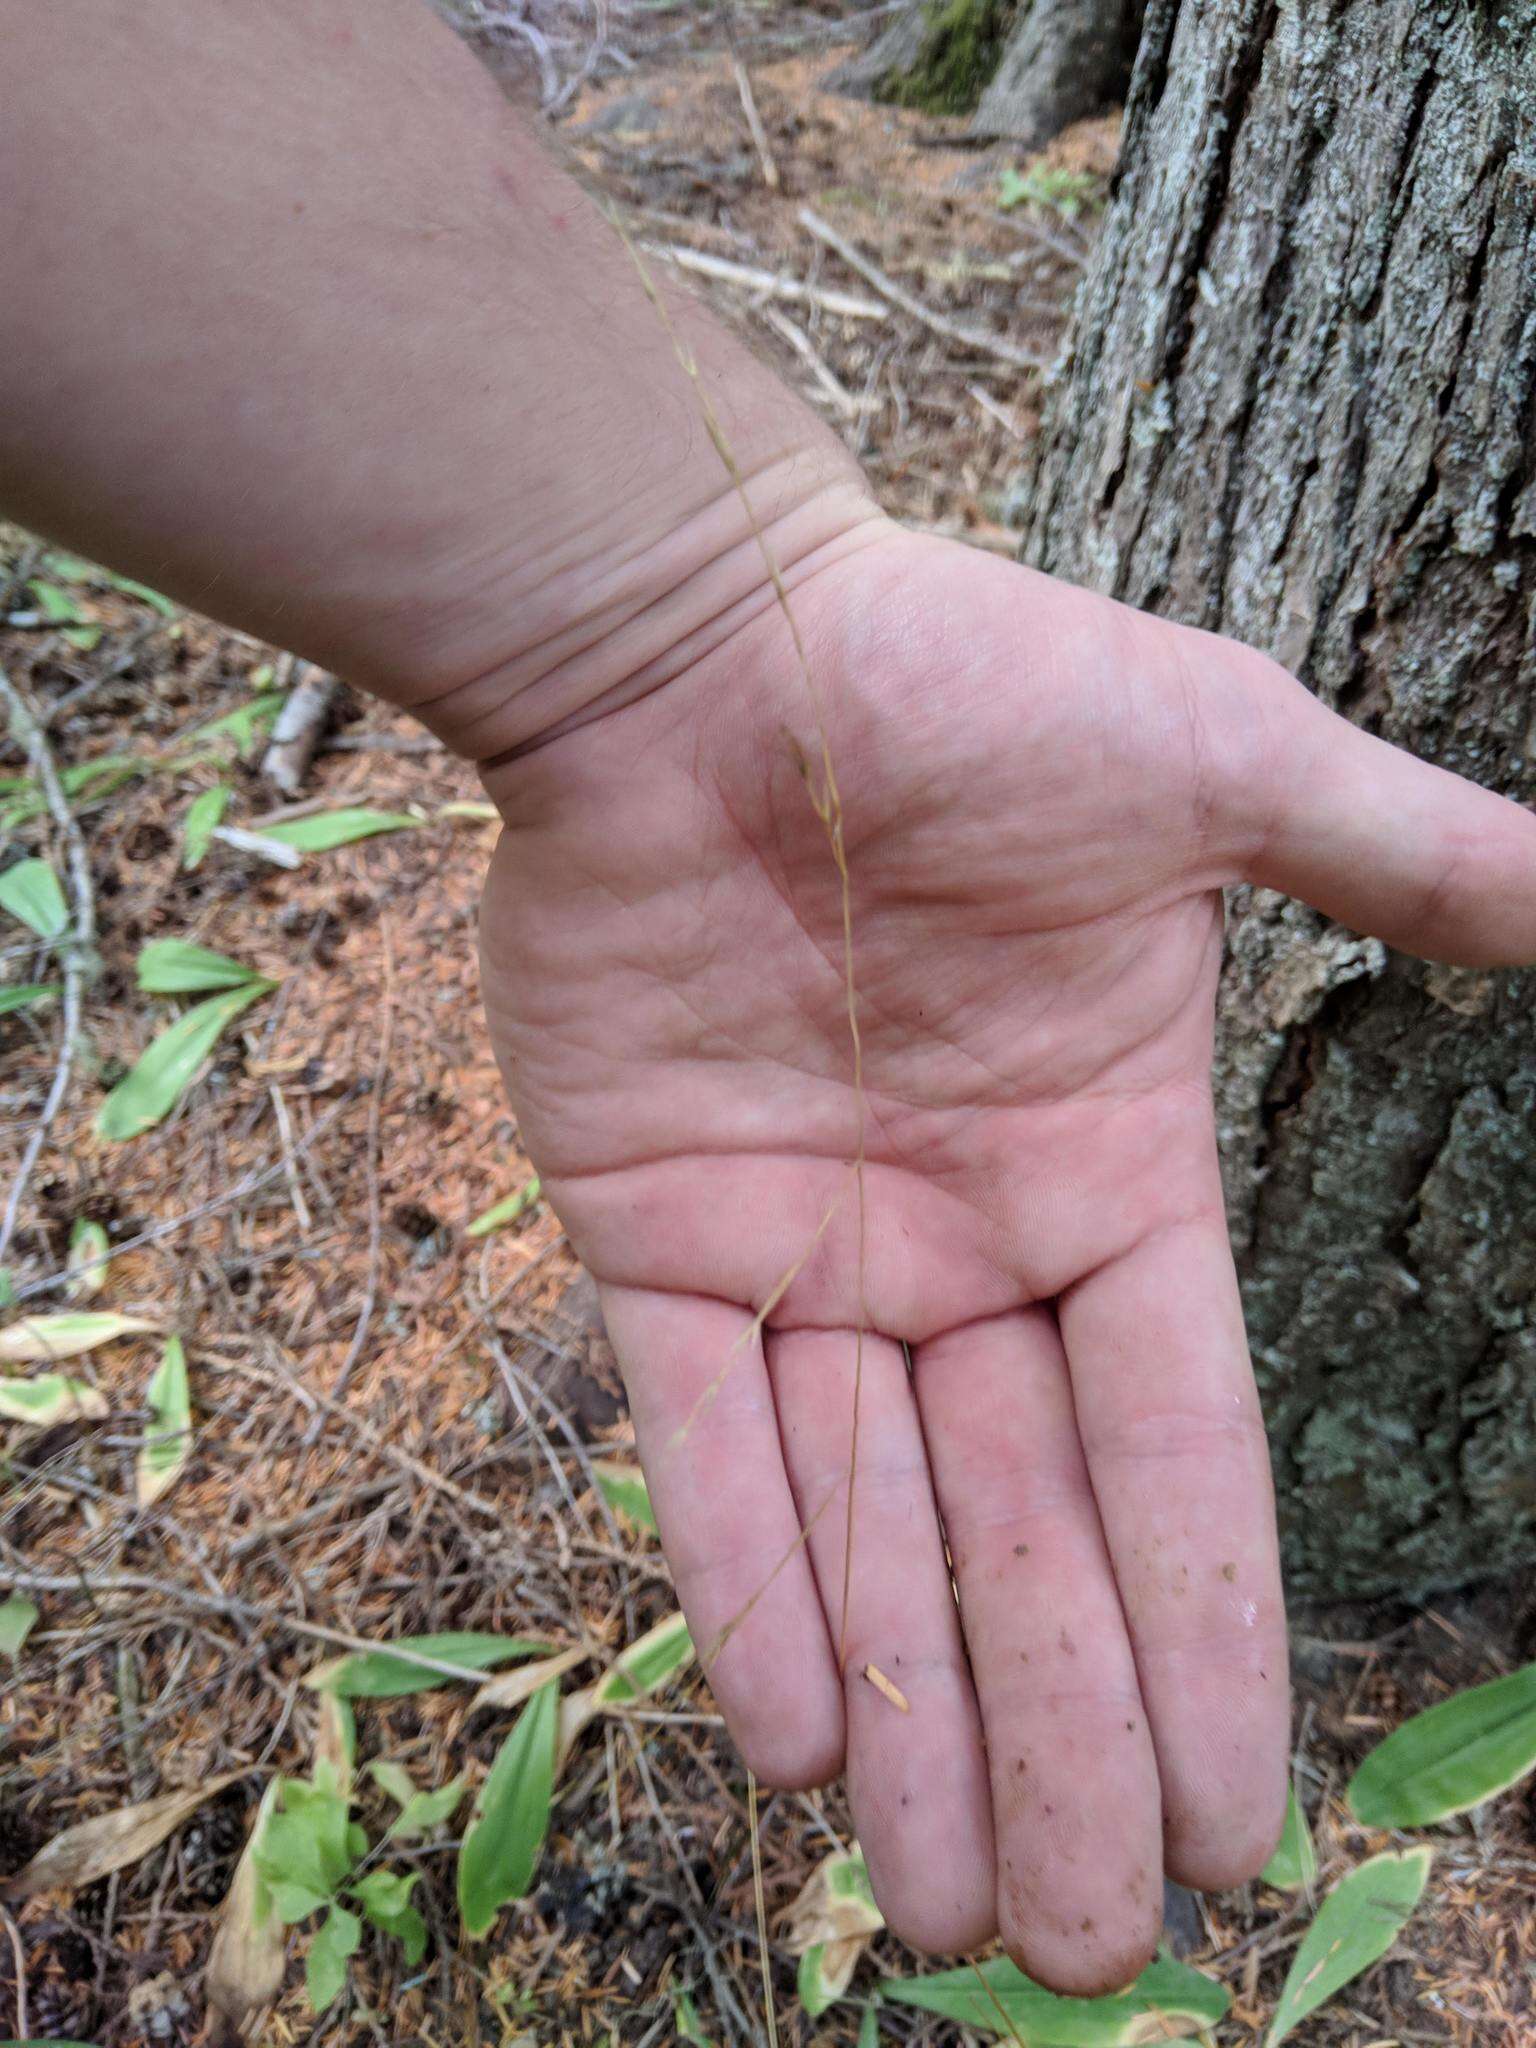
[1020,0,1536,1599]
[827,0,1143,142]
[972,0,1143,145]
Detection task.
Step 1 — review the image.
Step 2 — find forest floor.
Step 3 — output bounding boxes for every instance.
[2,5,1534,2046]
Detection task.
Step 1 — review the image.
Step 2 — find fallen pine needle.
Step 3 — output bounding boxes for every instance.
[864,1663,909,1712]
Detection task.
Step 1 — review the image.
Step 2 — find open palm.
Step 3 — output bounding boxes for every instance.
[479,521,1536,1992]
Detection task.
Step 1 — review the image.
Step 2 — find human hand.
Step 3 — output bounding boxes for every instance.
[478,517,1536,1992]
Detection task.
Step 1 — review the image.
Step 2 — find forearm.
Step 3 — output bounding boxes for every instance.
[0,0,876,755]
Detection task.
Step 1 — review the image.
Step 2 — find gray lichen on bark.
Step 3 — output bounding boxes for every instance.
[1020,0,1536,1595]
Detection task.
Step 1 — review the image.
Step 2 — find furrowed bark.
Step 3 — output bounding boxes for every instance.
[1020,0,1536,1597]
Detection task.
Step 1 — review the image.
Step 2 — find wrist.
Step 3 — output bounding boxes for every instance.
[407,449,884,770]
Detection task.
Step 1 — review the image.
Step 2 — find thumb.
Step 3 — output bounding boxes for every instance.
[1229,655,1536,969]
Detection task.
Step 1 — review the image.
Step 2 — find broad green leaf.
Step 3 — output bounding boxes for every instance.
[96,979,272,1140]
[0,1312,154,1363]
[137,938,263,993]
[65,1220,111,1301]
[351,1867,427,1963]
[173,692,284,758]
[0,1311,156,1363]
[1347,1662,1536,1828]
[0,983,59,1015]
[259,808,418,854]
[1262,1785,1318,1891]
[305,1631,548,1699]
[0,1375,109,1426]
[305,1901,361,2013]
[181,785,232,870]
[253,1777,354,1920]
[135,1335,192,1508]
[882,1956,1230,2044]
[592,1611,693,1705]
[458,1682,559,1937]
[0,1594,39,1657]
[1265,1847,1431,2047]
[592,1458,656,1534]
[466,1176,541,1238]
[0,858,68,941]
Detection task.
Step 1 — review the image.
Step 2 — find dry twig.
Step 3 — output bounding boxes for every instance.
[799,206,1050,373]
[0,662,97,1263]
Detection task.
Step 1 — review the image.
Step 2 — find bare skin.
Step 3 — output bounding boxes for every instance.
[7,0,1536,1998]
[479,519,1536,1986]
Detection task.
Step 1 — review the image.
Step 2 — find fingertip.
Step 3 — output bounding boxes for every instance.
[880,1885,996,1960]
[999,1902,1162,2002]
[1163,1768,1289,1894]
[733,1711,844,1794]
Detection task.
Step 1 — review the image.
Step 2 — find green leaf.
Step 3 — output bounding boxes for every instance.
[136,1335,193,1508]
[136,938,264,993]
[0,983,59,1015]
[253,1777,355,1922]
[64,1220,111,1301]
[0,1375,108,1427]
[0,1311,156,1363]
[351,1868,427,1962]
[857,2002,881,2048]
[1347,1662,1536,1828]
[61,753,147,801]
[305,1901,361,2013]
[306,1631,548,1699]
[881,1957,1230,2044]
[788,1846,884,2017]
[365,1759,418,1808]
[592,1458,657,1534]
[181,786,233,870]
[1262,1785,1318,1891]
[799,1946,847,2019]
[1265,1847,1431,2047]
[0,1593,39,1658]
[592,1611,693,1706]
[96,979,272,1140]
[62,624,103,654]
[366,1755,469,1839]
[673,1989,714,2045]
[258,809,419,854]
[44,548,178,615]
[0,859,68,941]
[28,578,86,626]
[457,1682,559,1937]
[466,1176,542,1238]
[174,692,284,758]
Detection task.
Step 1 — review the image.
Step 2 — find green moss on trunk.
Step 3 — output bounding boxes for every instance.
[875,0,1016,116]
